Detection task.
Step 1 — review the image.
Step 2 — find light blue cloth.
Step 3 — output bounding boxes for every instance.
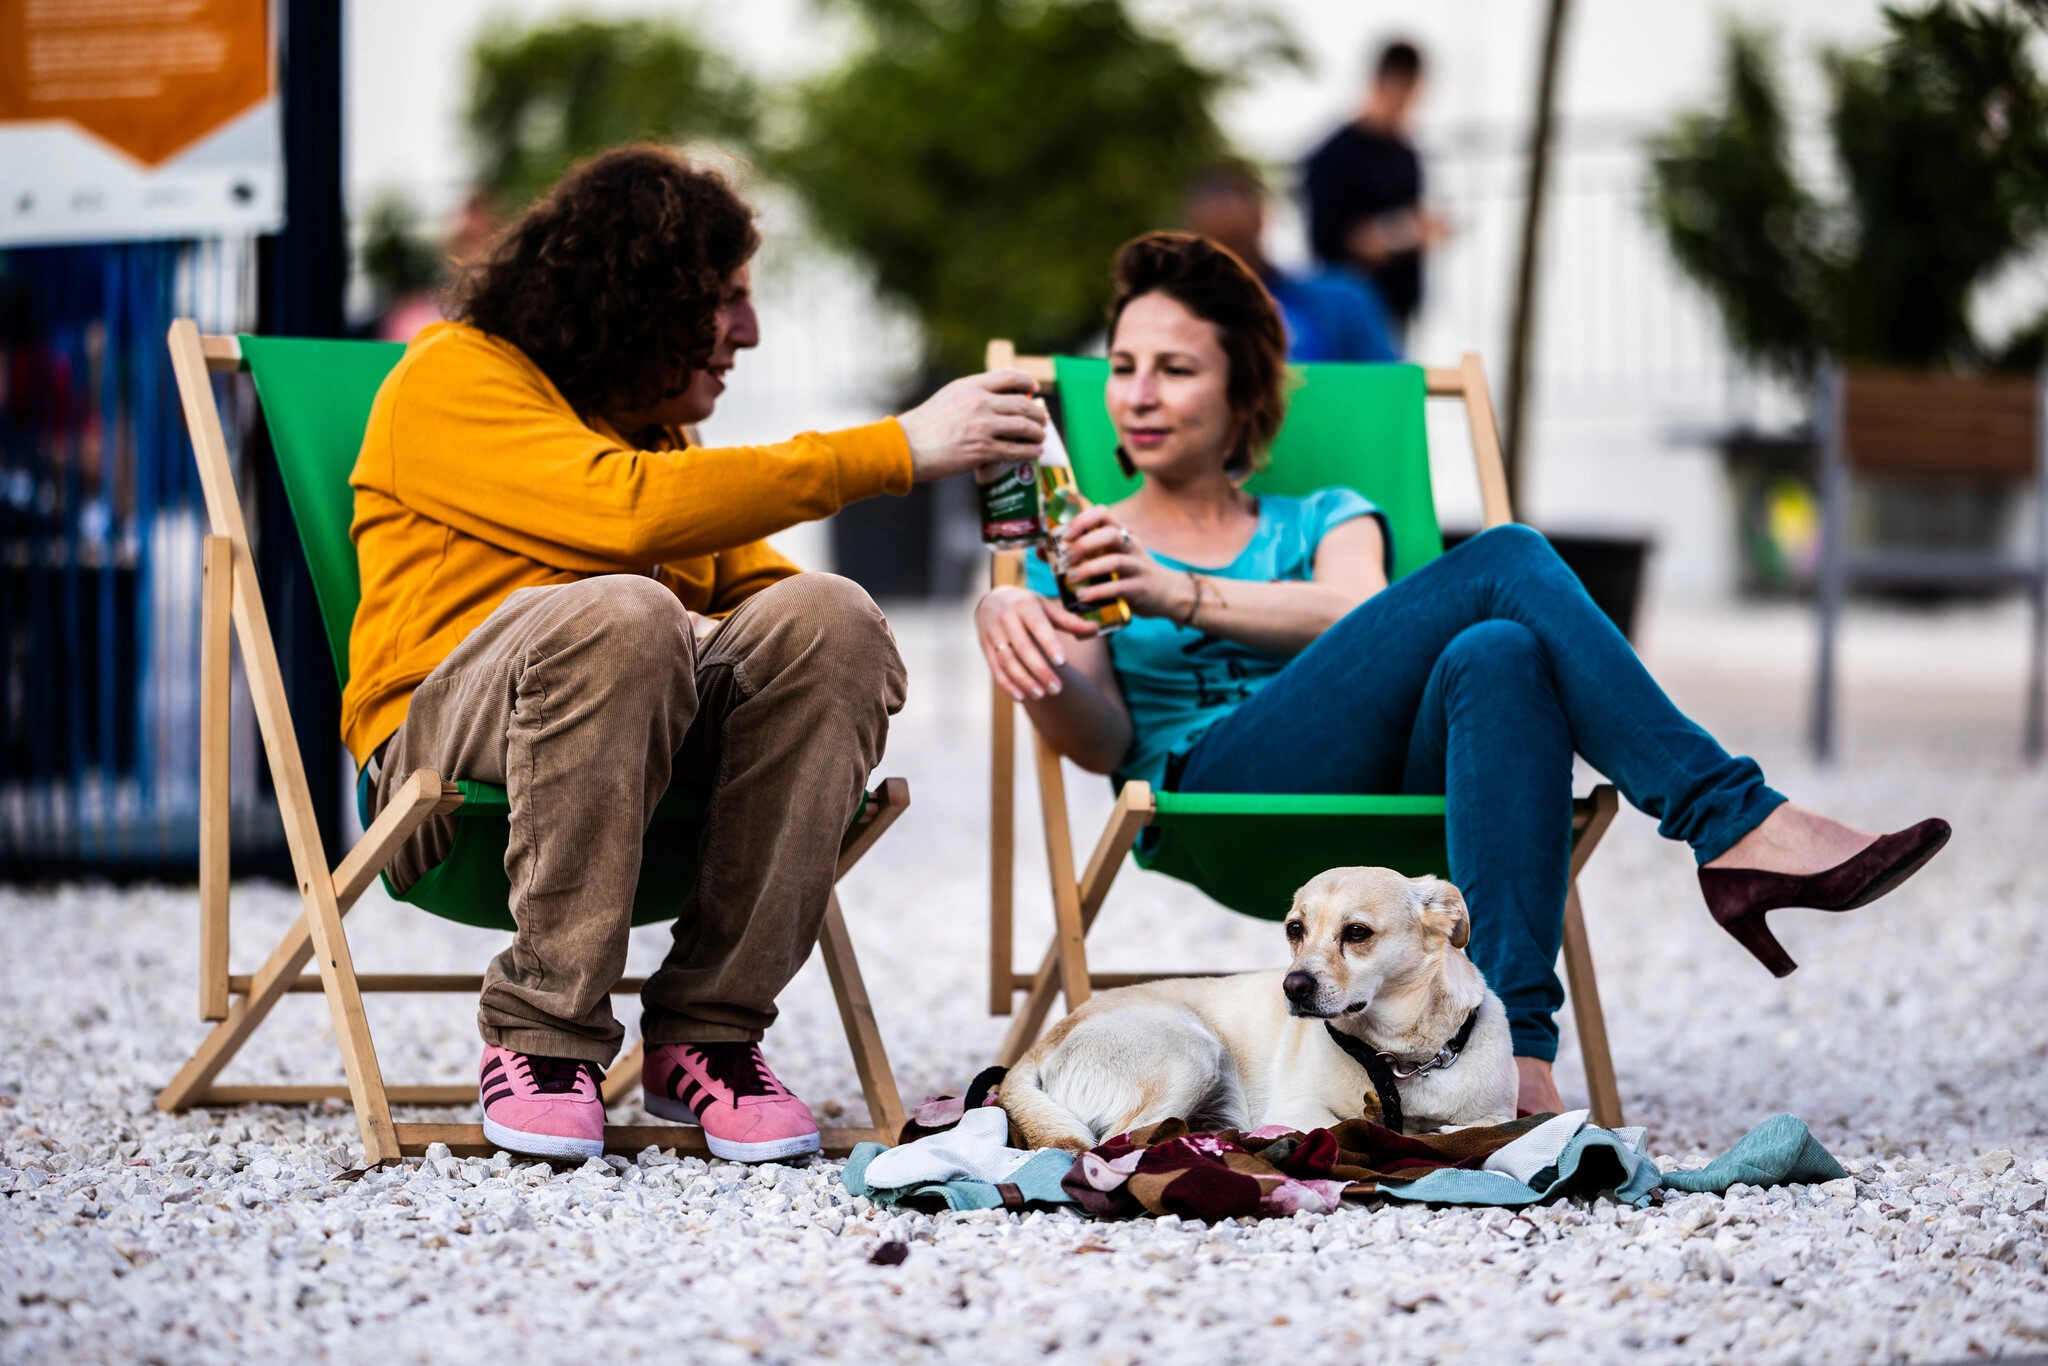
[1383,1124,1663,1208]
[842,1144,1076,1213]
[1024,487,1387,790]
[1381,1112,1844,1210]
[1657,1112,1848,1194]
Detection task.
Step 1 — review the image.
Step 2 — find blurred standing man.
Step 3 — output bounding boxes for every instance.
[1184,165,1398,363]
[1302,40,1447,338]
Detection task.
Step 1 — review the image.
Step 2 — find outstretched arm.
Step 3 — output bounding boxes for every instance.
[896,370,1048,481]
[975,587,1132,774]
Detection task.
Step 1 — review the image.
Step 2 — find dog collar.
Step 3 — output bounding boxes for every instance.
[1323,1006,1481,1135]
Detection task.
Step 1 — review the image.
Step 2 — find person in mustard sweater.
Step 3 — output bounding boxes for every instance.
[349,146,1046,1162]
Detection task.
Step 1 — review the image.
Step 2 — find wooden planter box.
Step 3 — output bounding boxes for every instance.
[1721,368,2042,597]
[1811,365,2046,758]
[1838,367,2040,481]
[1828,367,2042,593]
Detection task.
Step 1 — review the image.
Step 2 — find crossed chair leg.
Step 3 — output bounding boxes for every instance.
[158,774,913,1164]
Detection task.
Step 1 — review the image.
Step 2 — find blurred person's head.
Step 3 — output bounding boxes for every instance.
[1103,232,1287,484]
[1182,165,1270,276]
[448,189,502,267]
[451,145,761,437]
[1362,39,1425,133]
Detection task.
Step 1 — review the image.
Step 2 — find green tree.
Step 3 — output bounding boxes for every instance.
[1648,29,1827,380]
[357,192,443,308]
[467,16,758,210]
[773,0,1295,376]
[1650,2,2048,379]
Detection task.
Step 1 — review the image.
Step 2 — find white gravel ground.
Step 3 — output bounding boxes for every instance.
[5,601,2048,1364]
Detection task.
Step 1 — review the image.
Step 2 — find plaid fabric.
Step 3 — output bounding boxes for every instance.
[1061,1114,1552,1220]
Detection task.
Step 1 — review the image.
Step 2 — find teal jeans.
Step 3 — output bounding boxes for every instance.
[1177,524,1784,1060]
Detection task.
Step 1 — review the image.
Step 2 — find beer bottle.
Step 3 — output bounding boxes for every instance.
[1038,424,1132,634]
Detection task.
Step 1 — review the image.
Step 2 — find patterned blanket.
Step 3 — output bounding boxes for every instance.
[848,1068,1848,1222]
[1062,1115,1553,1219]
[1061,1110,1845,1220]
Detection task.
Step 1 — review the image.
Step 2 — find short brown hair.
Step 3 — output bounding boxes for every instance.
[1107,231,1288,478]
[451,145,760,418]
[1376,40,1423,83]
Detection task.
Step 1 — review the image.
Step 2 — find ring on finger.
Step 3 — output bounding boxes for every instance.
[1119,529,1133,550]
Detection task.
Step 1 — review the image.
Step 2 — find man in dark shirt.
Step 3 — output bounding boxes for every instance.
[1302,40,1446,333]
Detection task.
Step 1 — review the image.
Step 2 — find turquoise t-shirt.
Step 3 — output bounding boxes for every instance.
[1025,487,1386,789]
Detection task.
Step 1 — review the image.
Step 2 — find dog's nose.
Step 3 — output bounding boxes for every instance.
[1282,971,1319,1003]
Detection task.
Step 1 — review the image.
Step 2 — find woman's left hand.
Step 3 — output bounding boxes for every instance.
[1053,506,1194,622]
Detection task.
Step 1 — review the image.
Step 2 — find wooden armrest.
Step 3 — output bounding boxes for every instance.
[330,770,461,911]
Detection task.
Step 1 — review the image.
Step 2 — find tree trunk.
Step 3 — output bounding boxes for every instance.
[1503,0,1573,512]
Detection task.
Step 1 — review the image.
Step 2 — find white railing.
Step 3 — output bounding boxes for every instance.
[1410,120,1807,436]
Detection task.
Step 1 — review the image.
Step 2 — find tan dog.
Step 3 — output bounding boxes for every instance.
[1002,867,1518,1150]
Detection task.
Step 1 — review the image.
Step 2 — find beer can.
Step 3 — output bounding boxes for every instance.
[978,459,1041,547]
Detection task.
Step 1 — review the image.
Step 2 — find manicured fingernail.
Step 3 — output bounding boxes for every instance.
[1054,653,1067,666]
[1048,680,1062,694]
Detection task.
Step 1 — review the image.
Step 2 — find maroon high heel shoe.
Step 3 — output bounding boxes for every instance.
[1697,818,1951,977]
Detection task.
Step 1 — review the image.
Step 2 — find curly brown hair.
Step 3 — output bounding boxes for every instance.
[451,145,760,417]
[1107,231,1288,479]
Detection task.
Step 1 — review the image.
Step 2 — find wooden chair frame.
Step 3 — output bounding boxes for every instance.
[159,320,908,1164]
[985,342,1627,1127]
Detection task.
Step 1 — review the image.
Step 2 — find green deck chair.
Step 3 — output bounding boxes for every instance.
[158,320,909,1165]
[984,341,1627,1126]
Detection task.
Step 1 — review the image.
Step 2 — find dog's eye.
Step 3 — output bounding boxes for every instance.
[1343,924,1374,943]
[1285,921,1304,940]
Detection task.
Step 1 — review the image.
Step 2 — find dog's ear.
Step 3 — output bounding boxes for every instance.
[1414,876,1470,949]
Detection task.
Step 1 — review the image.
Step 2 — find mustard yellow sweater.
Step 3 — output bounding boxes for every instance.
[342,322,912,762]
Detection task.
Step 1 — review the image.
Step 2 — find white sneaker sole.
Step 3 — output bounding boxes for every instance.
[481,1114,605,1160]
[643,1091,822,1163]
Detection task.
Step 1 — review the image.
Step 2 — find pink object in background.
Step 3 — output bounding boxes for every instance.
[379,293,444,343]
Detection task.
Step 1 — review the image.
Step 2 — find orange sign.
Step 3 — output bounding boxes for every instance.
[0,0,271,167]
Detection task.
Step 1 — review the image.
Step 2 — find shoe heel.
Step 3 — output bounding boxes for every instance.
[1721,910,1798,978]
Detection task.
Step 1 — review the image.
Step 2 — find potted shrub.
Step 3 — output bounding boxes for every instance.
[1649,2,2048,595]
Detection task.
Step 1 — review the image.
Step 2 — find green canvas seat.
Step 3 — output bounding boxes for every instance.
[988,343,1625,1126]
[1053,355,1450,918]
[240,335,706,932]
[163,320,910,1163]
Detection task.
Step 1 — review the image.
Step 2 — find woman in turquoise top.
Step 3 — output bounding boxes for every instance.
[1020,485,1387,792]
[976,232,1949,1116]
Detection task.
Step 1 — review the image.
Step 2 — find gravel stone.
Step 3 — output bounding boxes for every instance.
[4,605,2048,1362]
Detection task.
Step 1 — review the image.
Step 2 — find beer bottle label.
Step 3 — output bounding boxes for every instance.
[978,460,1041,545]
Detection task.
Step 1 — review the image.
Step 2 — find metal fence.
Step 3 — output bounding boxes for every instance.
[0,240,275,874]
[1409,120,1807,437]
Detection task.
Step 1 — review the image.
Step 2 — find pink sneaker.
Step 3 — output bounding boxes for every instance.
[643,1041,821,1162]
[478,1045,606,1159]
